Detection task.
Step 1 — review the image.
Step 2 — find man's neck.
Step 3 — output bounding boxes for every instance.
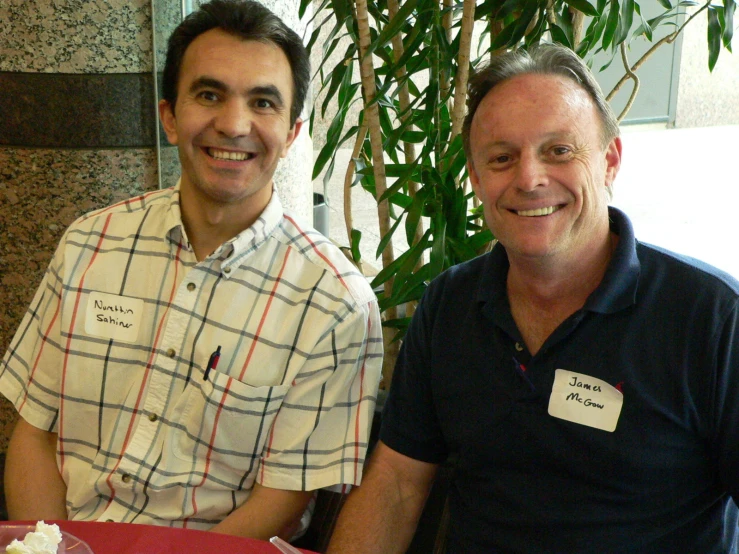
[179,186,272,262]
[506,232,617,355]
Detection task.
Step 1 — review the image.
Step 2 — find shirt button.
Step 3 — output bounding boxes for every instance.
[148,413,158,422]
[223,266,231,274]
[121,474,131,483]
[515,342,524,352]
[166,348,176,358]
[187,282,196,291]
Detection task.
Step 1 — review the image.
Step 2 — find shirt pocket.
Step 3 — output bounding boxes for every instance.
[171,370,290,487]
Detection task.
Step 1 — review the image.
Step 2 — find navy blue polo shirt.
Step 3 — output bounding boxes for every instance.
[381,207,739,553]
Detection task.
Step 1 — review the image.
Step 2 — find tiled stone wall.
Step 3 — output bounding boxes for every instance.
[0,0,161,460]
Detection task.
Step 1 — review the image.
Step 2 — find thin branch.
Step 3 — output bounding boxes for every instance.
[448,0,476,146]
[546,0,556,27]
[389,0,423,317]
[570,8,585,48]
[355,0,399,387]
[616,43,639,123]
[606,1,712,102]
[440,0,453,104]
[343,122,368,258]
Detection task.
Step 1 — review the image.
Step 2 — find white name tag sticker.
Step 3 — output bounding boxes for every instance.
[85,291,144,343]
[548,369,623,432]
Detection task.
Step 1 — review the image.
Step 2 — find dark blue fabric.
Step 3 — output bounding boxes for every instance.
[381,207,739,553]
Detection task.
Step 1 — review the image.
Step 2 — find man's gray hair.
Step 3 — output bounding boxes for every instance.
[462,44,620,161]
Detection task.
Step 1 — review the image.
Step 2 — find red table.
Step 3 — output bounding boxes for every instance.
[5,521,318,554]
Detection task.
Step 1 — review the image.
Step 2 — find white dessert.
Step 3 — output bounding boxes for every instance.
[5,521,63,554]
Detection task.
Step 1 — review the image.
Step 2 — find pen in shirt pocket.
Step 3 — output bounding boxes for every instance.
[203,346,221,381]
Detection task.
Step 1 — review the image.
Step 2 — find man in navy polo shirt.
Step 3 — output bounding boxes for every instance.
[327,44,739,553]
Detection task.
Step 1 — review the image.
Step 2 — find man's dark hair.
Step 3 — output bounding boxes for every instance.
[162,0,310,126]
[462,44,619,162]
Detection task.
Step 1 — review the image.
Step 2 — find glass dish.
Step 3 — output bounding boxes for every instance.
[0,525,93,553]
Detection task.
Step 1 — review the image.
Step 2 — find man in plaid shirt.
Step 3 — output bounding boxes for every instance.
[0,0,382,539]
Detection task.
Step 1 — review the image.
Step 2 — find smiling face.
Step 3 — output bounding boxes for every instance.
[159,28,301,217]
[467,73,621,267]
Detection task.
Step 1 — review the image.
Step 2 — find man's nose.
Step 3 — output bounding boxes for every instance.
[516,150,547,191]
[214,99,252,137]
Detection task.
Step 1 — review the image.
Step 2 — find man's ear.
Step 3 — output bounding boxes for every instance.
[158,99,178,146]
[604,136,622,188]
[280,118,303,158]
[468,159,481,197]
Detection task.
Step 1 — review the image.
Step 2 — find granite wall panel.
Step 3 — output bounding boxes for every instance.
[0,0,160,463]
[0,149,159,454]
[1,72,158,148]
[0,0,152,73]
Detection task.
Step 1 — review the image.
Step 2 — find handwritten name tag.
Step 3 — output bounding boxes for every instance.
[85,291,144,343]
[548,369,623,432]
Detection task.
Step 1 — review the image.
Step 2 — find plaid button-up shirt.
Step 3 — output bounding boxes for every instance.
[0,185,383,527]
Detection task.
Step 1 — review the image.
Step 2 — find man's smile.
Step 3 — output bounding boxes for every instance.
[514,205,563,217]
[206,147,256,161]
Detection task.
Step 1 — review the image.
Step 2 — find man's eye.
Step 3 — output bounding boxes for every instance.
[491,155,511,165]
[197,91,219,103]
[255,98,275,109]
[551,146,572,157]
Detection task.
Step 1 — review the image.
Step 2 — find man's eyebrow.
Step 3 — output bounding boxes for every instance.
[250,85,284,107]
[189,76,227,93]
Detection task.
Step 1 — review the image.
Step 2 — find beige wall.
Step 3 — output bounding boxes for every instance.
[675,4,739,128]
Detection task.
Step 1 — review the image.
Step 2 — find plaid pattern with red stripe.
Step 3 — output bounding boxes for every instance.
[0,184,383,528]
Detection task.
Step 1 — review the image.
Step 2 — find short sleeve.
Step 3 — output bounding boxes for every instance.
[0,234,67,431]
[711,298,739,501]
[380,288,448,464]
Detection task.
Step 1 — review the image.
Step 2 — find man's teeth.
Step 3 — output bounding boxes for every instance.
[517,206,559,217]
[209,149,253,161]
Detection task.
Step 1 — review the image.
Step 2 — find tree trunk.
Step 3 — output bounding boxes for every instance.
[355,0,399,387]
[448,0,476,146]
[388,0,423,318]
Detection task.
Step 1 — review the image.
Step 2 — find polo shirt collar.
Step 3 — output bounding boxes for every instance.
[477,206,640,316]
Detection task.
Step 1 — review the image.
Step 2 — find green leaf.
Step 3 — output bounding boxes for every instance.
[491,2,539,50]
[466,230,495,251]
[550,23,573,49]
[371,244,414,289]
[375,213,405,260]
[602,0,621,50]
[333,0,352,24]
[656,0,672,8]
[405,186,428,246]
[447,236,479,262]
[349,229,363,263]
[367,0,419,59]
[321,60,349,115]
[723,0,735,50]
[632,2,653,41]
[614,0,635,46]
[567,0,600,16]
[427,225,446,278]
[708,7,722,71]
[381,317,412,331]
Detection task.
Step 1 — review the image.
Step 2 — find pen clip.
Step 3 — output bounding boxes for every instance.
[203,345,221,381]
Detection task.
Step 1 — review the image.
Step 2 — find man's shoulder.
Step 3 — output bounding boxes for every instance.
[277,213,376,307]
[638,241,739,298]
[72,188,174,231]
